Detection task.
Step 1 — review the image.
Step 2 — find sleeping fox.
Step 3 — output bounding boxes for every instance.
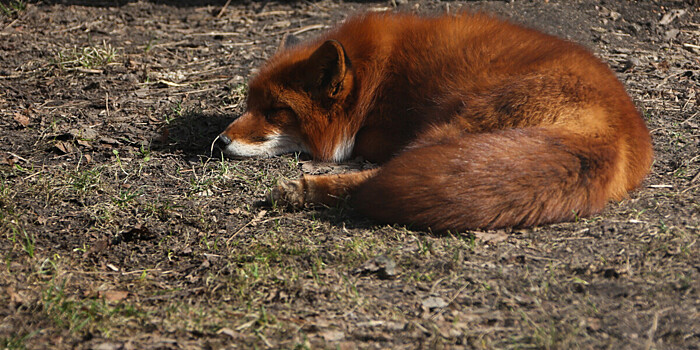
[216,12,653,231]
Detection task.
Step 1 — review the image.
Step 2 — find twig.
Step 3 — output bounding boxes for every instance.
[255,0,270,14]
[222,41,256,47]
[74,67,103,74]
[226,210,267,244]
[430,283,469,319]
[648,184,673,188]
[644,308,671,350]
[681,111,698,125]
[187,77,230,85]
[171,87,217,95]
[57,20,104,33]
[292,24,326,36]
[257,333,273,348]
[187,66,229,76]
[268,24,327,37]
[681,93,695,111]
[22,170,43,181]
[7,152,28,163]
[140,39,189,49]
[4,18,19,30]
[185,57,217,66]
[189,32,240,37]
[121,268,169,275]
[216,0,232,18]
[258,216,285,224]
[681,183,699,194]
[255,10,293,17]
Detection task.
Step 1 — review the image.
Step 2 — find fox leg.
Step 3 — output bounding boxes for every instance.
[269,168,380,208]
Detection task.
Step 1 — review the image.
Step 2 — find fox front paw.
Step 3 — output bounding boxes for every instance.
[268,179,307,209]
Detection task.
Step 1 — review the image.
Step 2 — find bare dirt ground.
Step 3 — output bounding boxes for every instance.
[0,0,698,349]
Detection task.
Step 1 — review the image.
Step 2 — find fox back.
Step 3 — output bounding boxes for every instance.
[218,12,653,231]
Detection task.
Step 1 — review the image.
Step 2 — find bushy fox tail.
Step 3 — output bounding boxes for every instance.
[351,126,652,231]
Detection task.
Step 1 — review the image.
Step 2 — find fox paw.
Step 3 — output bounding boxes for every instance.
[268,179,307,209]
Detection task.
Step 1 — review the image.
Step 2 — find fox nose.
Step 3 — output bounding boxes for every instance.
[216,134,231,149]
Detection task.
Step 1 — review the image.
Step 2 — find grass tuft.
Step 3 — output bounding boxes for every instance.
[53,41,119,71]
[42,279,146,334]
[0,0,25,18]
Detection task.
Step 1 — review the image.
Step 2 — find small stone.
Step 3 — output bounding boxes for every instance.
[422,296,448,310]
[356,254,398,279]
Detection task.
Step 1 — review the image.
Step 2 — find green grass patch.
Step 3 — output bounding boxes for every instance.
[0,0,25,18]
[53,41,119,71]
[42,279,146,334]
[0,330,37,350]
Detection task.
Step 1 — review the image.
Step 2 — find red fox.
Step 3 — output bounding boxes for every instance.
[216,12,653,231]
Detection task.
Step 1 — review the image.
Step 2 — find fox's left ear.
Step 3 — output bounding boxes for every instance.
[307,40,350,98]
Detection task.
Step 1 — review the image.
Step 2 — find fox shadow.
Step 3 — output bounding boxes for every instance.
[296,203,442,236]
[153,111,233,158]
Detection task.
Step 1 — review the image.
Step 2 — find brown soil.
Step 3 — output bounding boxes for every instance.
[1,0,698,349]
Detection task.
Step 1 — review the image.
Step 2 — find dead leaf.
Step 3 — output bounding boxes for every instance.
[69,127,99,140]
[321,330,344,342]
[422,296,448,310]
[53,141,74,154]
[218,327,243,339]
[93,342,123,350]
[99,137,120,145]
[199,259,211,269]
[659,9,686,26]
[585,317,602,331]
[355,254,398,279]
[195,189,213,197]
[86,238,111,256]
[249,209,267,226]
[301,161,332,175]
[474,230,508,244]
[385,321,406,331]
[76,137,90,146]
[13,113,30,127]
[102,290,128,302]
[157,79,188,87]
[8,286,25,304]
[229,207,251,216]
[0,154,14,166]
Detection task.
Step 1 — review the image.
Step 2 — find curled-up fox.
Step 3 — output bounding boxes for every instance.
[216,12,652,231]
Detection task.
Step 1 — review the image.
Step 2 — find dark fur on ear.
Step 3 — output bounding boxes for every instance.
[307,40,349,98]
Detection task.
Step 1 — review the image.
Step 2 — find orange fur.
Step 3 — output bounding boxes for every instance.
[218,12,653,231]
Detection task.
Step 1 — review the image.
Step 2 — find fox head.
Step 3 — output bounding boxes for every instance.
[217,39,357,162]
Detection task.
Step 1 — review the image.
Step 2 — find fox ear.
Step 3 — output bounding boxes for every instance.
[277,33,301,52]
[307,40,349,98]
